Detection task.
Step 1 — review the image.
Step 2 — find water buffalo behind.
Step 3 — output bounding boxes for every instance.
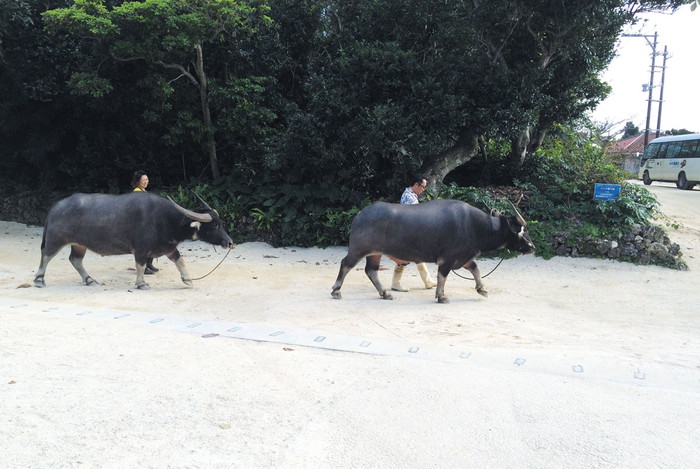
[331,199,535,303]
[33,192,234,290]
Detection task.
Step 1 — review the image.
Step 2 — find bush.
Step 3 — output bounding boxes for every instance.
[432,126,677,267]
[166,177,369,247]
[514,125,659,227]
[160,124,679,268]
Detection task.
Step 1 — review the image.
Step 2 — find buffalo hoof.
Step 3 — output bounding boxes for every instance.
[34,279,45,288]
[137,283,150,290]
[477,288,488,297]
[381,290,394,300]
[331,290,342,299]
[437,296,450,304]
[85,277,99,286]
[182,278,193,286]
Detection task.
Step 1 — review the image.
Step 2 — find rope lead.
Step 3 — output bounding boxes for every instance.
[451,256,506,280]
[190,247,233,281]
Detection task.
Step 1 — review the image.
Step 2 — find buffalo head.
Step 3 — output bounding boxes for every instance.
[169,197,233,249]
[503,201,536,254]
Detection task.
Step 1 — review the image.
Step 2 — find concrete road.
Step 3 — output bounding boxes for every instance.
[640,180,700,228]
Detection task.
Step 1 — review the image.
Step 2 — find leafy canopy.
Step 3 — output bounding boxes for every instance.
[42,0,271,92]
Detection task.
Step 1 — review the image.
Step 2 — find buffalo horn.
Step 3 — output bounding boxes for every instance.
[508,200,527,227]
[168,196,213,223]
[192,191,213,211]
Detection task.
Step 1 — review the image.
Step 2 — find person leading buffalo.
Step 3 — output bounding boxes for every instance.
[131,170,159,275]
[392,175,438,292]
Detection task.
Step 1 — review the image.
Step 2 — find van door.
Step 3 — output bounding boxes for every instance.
[645,143,667,180]
[662,142,682,180]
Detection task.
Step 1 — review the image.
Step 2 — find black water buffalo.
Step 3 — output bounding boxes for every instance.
[33,192,234,290]
[331,199,535,303]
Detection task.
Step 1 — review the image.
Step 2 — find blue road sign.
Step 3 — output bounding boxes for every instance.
[593,183,621,201]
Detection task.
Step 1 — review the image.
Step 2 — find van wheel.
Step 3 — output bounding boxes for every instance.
[642,171,652,185]
[677,172,692,190]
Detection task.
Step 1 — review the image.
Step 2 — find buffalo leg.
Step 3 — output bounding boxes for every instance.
[364,255,392,300]
[331,253,362,299]
[464,260,487,297]
[69,245,99,286]
[33,252,58,288]
[133,255,150,290]
[166,250,193,287]
[435,263,453,303]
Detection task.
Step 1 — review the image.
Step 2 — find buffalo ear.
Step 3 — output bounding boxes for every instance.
[505,216,521,233]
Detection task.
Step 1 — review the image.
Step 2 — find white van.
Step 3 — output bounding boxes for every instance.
[639,133,700,190]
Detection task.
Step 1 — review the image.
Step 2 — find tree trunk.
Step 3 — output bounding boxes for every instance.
[527,127,547,154]
[508,126,548,168]
[419,128,480,195]
[509,128,530,168]
[194,44,220,180]
[201,94,219,180]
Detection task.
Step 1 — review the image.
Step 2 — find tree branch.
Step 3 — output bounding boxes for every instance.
[525,16,575,69]
[155,60,200,88]
[478,16,520,72]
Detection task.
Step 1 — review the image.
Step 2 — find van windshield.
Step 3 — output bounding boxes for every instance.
[641,143,660,161]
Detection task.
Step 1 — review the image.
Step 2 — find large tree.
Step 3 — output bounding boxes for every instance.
[300,0,484,195]
[1,0,690,198]
[42,0,271,180]
[304,0,687,193]
[468,0,686,170]
[425,0,688,187]
[0,0,92,189]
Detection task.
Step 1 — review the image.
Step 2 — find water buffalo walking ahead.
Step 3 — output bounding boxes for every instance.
[331,199,535,303]
[34,192,234,290]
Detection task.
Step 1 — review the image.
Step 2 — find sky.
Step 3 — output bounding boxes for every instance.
[591,5,700,136]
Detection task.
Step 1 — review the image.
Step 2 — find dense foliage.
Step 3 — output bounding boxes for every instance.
[0,0,690,264]
[408,126,662,260]
[2,0,686,190]
[164,125,663,261]
[515,127,661,259]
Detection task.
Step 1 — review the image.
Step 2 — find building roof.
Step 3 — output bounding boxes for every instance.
[608,133,644,155]
[608,132,662,155]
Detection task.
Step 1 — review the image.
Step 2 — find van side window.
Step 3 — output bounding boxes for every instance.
[657,143,669,158]
[686,140,700,158]
[680,140,697,158]
[666,142,682,158]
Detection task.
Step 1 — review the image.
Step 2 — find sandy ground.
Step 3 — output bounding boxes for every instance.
[1,182,699,468]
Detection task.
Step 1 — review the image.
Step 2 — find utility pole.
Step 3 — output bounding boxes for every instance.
[643,32,657,148]
[655,45,668,138]
[622,32,668,149]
